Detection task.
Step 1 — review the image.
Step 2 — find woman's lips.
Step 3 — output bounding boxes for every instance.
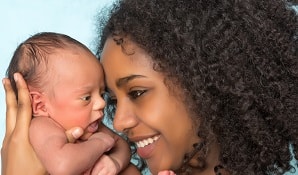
[136,135,160,159]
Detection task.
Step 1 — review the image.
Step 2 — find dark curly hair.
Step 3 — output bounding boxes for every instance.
[95,0,298,174]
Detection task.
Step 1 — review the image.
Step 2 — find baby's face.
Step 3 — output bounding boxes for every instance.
[43,48,106,136]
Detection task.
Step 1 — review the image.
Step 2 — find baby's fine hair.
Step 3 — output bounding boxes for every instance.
[97,0,298,174]
[6,32,91,98]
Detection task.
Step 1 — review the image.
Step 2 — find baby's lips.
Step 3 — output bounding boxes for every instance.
[87,120,99,133]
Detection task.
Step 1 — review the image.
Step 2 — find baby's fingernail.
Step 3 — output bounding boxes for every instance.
[72,128,83,138]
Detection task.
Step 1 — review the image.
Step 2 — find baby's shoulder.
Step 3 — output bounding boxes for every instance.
[30,117,64,135]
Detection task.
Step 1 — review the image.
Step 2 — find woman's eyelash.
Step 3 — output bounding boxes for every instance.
[106,89,146,106]
[128,90,146,99]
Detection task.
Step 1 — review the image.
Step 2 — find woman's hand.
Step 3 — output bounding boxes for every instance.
[1,73,46,175]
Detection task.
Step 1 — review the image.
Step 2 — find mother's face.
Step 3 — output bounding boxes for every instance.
[100,38,199,174]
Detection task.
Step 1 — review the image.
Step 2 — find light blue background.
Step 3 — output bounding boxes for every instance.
[0,0,113,172]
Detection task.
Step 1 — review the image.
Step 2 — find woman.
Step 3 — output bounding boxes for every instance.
[2,0,298,174]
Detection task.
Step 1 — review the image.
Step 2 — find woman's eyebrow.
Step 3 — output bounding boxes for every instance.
[116,74,146,88]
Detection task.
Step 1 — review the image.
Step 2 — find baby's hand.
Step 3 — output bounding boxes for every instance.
[88,132,115,151]
[157,170,176,175]
[90,154,120,175]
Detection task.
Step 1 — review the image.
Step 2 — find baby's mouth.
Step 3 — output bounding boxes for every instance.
[86,120,99,133]
[78,120,100,141]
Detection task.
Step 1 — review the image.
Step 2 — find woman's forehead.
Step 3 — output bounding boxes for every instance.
[101,38,153,66]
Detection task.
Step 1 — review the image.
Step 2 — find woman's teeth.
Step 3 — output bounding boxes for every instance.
[136,135,160,148]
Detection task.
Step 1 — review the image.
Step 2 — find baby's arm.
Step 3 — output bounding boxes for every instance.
[90,122,132,174]
[29,117,114,175]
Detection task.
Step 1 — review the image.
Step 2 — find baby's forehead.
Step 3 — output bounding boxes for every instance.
[49,48,102,74]
[48,46,94,62]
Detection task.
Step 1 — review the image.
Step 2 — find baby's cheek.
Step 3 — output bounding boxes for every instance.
[60,113,90,132]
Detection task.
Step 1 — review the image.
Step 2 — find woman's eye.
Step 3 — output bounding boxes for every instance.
[128,90,146,99]
[81,96,91,101]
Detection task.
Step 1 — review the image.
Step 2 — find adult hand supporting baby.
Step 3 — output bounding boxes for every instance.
[1,73,47,175]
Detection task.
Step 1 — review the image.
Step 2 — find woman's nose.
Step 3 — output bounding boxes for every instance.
[113,100,138,133]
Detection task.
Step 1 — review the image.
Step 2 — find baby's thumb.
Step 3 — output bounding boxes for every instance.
[66,127,84,143]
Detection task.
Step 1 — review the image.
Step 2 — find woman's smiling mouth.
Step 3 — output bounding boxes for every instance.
[135,135,160,159]
[136,135,160,148]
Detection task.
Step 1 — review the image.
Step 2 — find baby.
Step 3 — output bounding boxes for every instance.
[6,32,134,175]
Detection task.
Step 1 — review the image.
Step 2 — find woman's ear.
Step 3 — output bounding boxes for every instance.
[30,91,49,117]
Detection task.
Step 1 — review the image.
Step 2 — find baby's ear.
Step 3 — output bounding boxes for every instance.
[30,91,49,117]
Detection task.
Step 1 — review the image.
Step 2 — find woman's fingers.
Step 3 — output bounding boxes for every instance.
[1,77,16,174]
[1,73,47,175]
[2,78,17,142]
[3,73,32,141]
[13,73,32,137]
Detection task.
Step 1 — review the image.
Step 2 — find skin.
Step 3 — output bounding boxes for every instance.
[2,0,297,173]
[100,38,221,174]
[30,48,107,137]
[27,47,132,175]
[158,171,176,175]
[1,38,220,174]
[1,37,221,175]
[1,74,47,175]
[2,73,141,175]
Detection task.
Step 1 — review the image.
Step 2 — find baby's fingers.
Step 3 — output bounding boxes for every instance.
[65,127,84,143]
